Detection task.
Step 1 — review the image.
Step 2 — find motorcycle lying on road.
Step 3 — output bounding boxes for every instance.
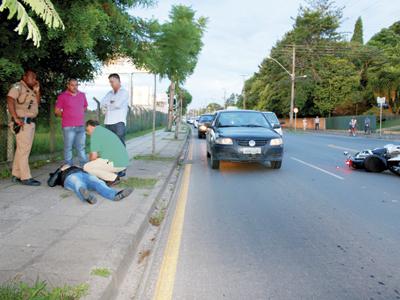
[344,144,400,176]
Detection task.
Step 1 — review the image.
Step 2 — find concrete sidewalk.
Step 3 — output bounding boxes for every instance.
[0,127,188,299]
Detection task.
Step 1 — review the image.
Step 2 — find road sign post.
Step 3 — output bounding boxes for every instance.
[377,97,386,136]
[294,107,299,131]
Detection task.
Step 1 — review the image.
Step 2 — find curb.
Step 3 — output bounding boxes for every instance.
[84,128,191,300]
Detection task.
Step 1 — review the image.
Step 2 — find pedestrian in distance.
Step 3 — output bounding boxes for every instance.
[303,118,308,131]
[364,117,371,135]
[314,116,320,130]
[7,69,41,186]
[349,117,357,137]
[55,78,88,166]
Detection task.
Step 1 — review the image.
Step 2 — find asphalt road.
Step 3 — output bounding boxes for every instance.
[153,130,400,300]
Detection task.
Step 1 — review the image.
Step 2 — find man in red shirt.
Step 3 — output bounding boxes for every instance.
[55,78,88,166]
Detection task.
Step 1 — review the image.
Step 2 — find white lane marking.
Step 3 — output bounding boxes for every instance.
[328,144,358,153]
[291,157,345,180]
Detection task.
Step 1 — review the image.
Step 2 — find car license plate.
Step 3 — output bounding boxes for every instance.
[240,147,262,154]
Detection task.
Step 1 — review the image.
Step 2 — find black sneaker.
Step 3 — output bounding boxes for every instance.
[21,178,41,186]
[114,188,133,201]
[79,187,97,205]
[117,170,126,178]
[11,176,21,183]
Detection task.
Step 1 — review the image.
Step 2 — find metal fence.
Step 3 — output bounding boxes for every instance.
[325,115,377,131]
[0,101,167,175]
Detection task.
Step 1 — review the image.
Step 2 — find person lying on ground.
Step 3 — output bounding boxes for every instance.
[84,120,129,185]
[47,164,133,204]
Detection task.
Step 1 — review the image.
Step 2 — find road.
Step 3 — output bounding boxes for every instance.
[150,131,400,300]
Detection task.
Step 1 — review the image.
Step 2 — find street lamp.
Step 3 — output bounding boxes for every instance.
[266,55,307,128]
[293,107,299,131]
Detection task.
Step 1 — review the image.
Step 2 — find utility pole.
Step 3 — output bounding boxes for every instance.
[266,46,306,129]
[152,74,156,155]
[289,45,296,128]
[241,74,247,109]
[223,89,227,109]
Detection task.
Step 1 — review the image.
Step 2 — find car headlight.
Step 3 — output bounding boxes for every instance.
[270,138,283,146]
[215,137,233,145]
[199,125,207,130]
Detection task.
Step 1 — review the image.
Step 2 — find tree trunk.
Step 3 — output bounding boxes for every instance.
[49,99,56,159]
[167,81,175,131]
[174,92,183,140]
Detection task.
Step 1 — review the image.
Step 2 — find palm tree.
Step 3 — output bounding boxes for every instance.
[0,0,64,47]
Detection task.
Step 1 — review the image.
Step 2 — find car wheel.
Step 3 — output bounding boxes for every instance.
[206,151,211,158]
[270,161,282,169]
[209,153,220,169]
[198,133,202,139]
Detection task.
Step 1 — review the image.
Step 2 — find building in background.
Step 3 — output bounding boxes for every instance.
[81,58,168,113]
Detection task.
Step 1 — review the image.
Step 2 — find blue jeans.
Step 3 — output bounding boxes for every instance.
[63,126,87,166]
[64,172,117,201]
[105,122,126,146]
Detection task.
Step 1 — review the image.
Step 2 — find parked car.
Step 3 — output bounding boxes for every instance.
[206,110,284,170]
[263,111,283,136]
[193,117,200,128]
[197,114,215,138]
[187,117,195,125]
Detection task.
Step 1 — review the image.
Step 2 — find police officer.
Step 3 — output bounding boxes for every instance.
[7,69,41,186]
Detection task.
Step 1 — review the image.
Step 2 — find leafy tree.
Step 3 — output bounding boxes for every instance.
[351,17,364,44]
[314,56,358,116]
[206,102,223,112]
[225,93,240,107]
[367,22,400,114]
[0,0,64,46]
[151,5,207,131]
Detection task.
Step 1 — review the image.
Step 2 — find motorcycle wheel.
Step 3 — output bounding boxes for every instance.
[364,155,387,173]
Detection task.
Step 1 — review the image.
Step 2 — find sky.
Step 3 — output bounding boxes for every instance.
[82,0,400,109]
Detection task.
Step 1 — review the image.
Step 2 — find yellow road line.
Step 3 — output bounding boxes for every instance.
[153,142,193,300]
[328,144,358,153]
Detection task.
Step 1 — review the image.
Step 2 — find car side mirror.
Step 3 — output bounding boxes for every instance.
[273,124,280,129]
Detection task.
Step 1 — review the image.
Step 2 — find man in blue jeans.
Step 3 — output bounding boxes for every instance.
[101,73,129,146]
[48,165,133,204]
[55,78,88,166]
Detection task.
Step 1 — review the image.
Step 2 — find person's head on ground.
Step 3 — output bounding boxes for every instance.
[22,69,38,88]
[108,73,121,92]
[86,119,100,135]
[66,78,79,95]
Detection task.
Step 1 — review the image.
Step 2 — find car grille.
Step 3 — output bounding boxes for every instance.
[237,139,269,147]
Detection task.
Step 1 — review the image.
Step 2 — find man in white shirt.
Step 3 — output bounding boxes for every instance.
[101,73,129,146]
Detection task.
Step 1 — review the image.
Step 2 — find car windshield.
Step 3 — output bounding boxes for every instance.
[217,112,271,128]
[264,112,279,125]
[199,115,214,123]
